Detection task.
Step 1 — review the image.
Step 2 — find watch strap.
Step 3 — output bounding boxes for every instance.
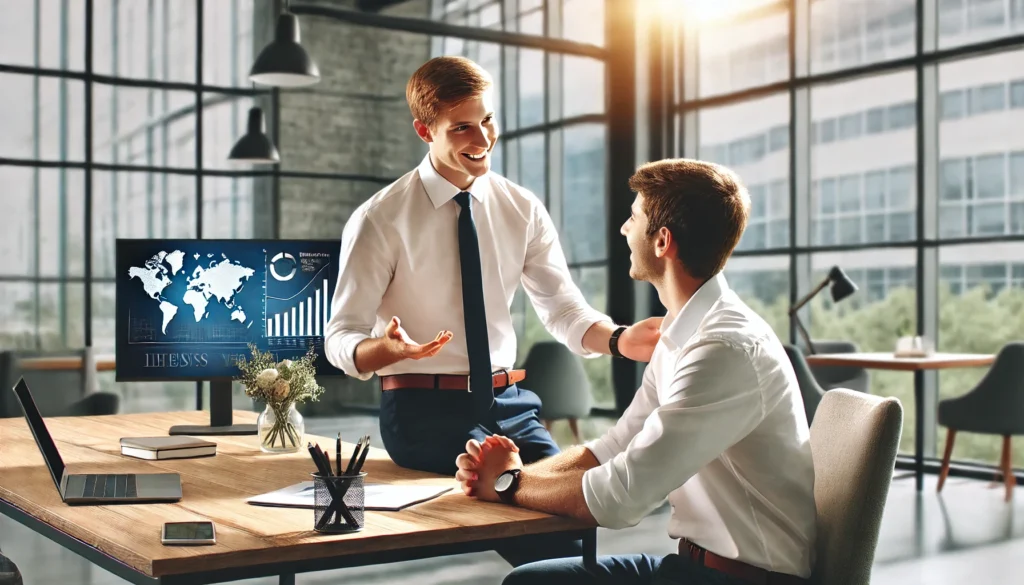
[609,325,628,359]
[496,469,522,504]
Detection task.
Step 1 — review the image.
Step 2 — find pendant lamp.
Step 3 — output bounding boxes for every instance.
[249,7,320,88]
[228,106,280,164]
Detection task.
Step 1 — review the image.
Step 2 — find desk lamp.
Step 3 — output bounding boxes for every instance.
[789,265,858,355]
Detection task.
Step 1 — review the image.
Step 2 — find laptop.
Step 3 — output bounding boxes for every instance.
[12,378,182,504]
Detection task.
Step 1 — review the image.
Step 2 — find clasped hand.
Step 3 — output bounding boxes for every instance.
[455,436,523,503]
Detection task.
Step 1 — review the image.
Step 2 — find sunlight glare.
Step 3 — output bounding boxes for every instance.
[655,0,784,23]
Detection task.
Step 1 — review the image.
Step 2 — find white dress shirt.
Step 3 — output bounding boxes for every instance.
[325,154,612,380]
[582,273,817,578]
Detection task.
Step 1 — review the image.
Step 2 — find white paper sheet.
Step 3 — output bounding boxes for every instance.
[246,481,454,512]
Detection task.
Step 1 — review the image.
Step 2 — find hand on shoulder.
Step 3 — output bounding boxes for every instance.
[617,316,664,362]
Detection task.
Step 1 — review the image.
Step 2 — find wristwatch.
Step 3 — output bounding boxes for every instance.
[494,469,522,504]
[609,325,628,359]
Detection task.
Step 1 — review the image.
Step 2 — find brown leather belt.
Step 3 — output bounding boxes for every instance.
[679,539,808,585]
[380,369,526,392]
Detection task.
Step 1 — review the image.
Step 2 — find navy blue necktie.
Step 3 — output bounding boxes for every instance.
[455,192,493,412]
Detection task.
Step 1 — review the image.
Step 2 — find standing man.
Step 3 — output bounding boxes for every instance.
[324,56,659,486]
[455,159,818,585]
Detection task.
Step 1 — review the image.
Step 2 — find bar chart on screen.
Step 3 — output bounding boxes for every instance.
[265,252,333,340]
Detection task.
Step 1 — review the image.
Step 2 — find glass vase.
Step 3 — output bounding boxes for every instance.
[258,402,304,454]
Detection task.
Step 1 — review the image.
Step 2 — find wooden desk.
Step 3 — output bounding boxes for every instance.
[17,354,116,372]
[805,352,994,491]
[804,352,994,371]
[0,411,595,585]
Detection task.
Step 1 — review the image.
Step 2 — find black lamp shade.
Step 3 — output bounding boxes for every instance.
[827,265,858,302]
[249,13,320,87]
[228,107,280,164]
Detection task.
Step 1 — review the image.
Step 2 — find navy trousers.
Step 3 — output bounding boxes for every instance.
[502,553,748,585]
[379,383,583,566]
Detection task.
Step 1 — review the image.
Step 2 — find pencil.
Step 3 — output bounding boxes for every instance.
[353,437,371,474]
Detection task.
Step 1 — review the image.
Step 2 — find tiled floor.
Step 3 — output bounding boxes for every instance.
[2,415,1023,584]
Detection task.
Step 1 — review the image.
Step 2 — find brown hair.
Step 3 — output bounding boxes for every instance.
[628,159,750,281]
[406,56,493,128]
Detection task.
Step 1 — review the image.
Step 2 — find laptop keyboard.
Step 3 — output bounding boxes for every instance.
[82,474,137,498]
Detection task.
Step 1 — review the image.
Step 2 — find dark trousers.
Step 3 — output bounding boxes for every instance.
[379,383,583,566]
[502,554,748,585]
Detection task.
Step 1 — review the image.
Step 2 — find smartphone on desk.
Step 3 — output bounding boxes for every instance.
[161,521,216,545]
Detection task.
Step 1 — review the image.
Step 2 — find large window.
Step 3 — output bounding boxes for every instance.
[0,1,269,412]
[699,93,790,252]
[812,70,917,246]
[678,0,1024,472]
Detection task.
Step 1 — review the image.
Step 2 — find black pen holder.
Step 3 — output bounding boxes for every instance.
[311,472,366,534]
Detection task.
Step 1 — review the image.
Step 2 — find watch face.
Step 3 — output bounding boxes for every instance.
[495,471,514,492]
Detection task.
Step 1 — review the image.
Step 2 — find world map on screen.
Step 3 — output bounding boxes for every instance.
[127,250,256,335]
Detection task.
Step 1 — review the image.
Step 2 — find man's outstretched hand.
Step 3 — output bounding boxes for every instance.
[455,436,523,503]
[616,316,663,362]
[384,316,452,360]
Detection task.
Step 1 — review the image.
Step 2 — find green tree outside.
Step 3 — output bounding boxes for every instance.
[746,284,1024,469]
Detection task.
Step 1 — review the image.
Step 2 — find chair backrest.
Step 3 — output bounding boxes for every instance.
[519,341,592,420]
[808,340,870,393]
[809,389,903,585]
[783,344,825,425]
[938,342,1024,435]
[0,349,92,418]
[0,550,23,585]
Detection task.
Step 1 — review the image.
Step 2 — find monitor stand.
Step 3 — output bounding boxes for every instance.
[169,378,258,436]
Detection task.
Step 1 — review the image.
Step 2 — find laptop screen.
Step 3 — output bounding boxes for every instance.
[12,378,66,493]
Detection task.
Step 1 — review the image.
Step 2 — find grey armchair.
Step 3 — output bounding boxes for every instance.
[937,342,1024,501]
[807,340,870,393]
[809,389,903,585]
[784,344,826,425]
[519,341,592,444]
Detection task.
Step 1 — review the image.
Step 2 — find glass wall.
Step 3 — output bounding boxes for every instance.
[681,0,1024,469]
[0,0,272,412]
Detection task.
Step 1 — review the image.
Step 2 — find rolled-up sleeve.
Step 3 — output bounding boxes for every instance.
[520,201,612,357]
[324,207,394,380]
[582,340,764,529]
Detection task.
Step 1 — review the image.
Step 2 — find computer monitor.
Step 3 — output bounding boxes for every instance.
[115,239,345,436]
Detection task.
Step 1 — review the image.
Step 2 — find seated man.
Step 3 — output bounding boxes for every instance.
[455,159,817,585]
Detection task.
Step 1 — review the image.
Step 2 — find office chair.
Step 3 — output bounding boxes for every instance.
[937,342,1024,501]
[0,546,22,585]
[810,389,903,585]
[519,341,592,444]
[0,349,119,418]
[807,340,870,393]
[784,344,826,425]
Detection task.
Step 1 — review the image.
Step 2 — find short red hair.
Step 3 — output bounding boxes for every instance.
[406,56,493,128]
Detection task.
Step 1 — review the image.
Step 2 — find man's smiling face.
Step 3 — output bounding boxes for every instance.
[415,88,498,189]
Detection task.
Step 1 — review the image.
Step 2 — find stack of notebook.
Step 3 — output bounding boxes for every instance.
[119,436,217,460]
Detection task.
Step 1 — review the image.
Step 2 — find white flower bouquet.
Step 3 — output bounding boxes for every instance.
[235,343,324,450]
